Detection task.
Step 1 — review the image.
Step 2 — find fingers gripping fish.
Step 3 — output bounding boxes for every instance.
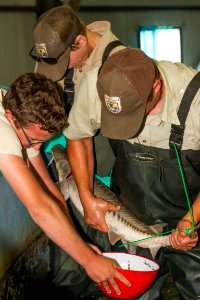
[52,146,171,258]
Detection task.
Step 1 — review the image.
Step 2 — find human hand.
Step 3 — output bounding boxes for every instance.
[84,254,131,295]
[82,194,120,232]
[170,219,199,251]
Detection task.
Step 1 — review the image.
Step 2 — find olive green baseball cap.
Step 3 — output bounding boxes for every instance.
[31,6,83,81]
[97,48,155,140]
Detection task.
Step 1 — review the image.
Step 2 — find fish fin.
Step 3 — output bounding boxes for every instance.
[150,222,168,234]
[56,181,70,201]
[149,245,162,259]
[108,230,122,245]
[124,243,137,254]
[52,146,71,181]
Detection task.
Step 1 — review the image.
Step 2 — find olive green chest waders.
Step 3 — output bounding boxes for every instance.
[109,72,200,300]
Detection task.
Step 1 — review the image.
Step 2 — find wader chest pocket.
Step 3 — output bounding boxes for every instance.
[128,153,156,161]
[127,153,165,181]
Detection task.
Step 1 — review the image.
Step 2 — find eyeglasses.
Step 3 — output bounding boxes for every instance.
[19,124,44,147]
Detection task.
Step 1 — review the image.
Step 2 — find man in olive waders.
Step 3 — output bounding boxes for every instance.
[65,48,200,300]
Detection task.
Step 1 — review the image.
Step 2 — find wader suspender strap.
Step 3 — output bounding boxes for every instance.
[63,40,123,114]
[98,40,124,76]
[63,68,75,114]
[169,72,200,158]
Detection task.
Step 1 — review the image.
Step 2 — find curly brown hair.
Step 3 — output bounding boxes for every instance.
[2,73,67,134]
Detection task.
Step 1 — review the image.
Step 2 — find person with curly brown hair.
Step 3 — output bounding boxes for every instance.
[0,72,130,298]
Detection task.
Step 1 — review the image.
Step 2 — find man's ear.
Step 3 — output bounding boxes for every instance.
[74,34,87,48]
[5,110,19,128]
[5,110,15,121]
[5,109,17,124]
[153,79,162,93]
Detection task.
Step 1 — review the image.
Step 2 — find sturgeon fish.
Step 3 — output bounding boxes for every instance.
[52,145,171,258]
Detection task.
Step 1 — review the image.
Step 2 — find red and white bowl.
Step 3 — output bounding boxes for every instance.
[98,252,160,299]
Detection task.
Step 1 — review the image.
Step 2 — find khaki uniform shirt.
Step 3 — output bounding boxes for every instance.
[63,21,125,137]
[0,89,39,158]
[65,60,200,150]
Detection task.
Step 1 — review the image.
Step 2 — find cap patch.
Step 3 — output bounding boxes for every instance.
[105,94,122,114]
[35,43,48,58]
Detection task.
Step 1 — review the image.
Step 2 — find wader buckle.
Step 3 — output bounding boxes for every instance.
[169,124,184,159]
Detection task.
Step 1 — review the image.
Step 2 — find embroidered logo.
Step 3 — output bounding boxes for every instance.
[35,43,48,58]
[105,94,122,114]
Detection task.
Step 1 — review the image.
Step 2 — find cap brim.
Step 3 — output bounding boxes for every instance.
[101,101,146,140]
[37,47,70,81]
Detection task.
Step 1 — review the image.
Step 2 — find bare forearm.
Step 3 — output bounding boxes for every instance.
[1,154,94,266]
[67,138,94,195]
[183,192,200,224]
[170,194,200,250]
[66,138,120,231]
[29,197,96,267]
[29,154,65,204]
[0,154,130,290]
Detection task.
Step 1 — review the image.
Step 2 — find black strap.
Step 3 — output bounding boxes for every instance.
[169,72,200,158]
[63,68,75,114]
[98,40,124,76]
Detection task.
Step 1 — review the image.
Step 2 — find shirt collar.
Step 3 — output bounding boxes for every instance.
[85,21,116,67]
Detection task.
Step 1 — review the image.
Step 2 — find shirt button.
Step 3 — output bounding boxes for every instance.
[143,140,147,143]
[79,69,82,73]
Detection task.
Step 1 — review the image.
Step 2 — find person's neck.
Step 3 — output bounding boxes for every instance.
[148,80,164,115]
[148,97,163,115]
[86,30,101,56]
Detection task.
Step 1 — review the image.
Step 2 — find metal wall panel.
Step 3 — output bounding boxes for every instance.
[79,9,200,69]
[0,0,35,6]
[79,0,200,7]
[0,11,36,85]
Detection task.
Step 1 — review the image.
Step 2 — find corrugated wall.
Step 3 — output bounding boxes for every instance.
[78,6,200,68]
[0,3,40,284]
[0,1,200,85]
[0,1,36,85]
